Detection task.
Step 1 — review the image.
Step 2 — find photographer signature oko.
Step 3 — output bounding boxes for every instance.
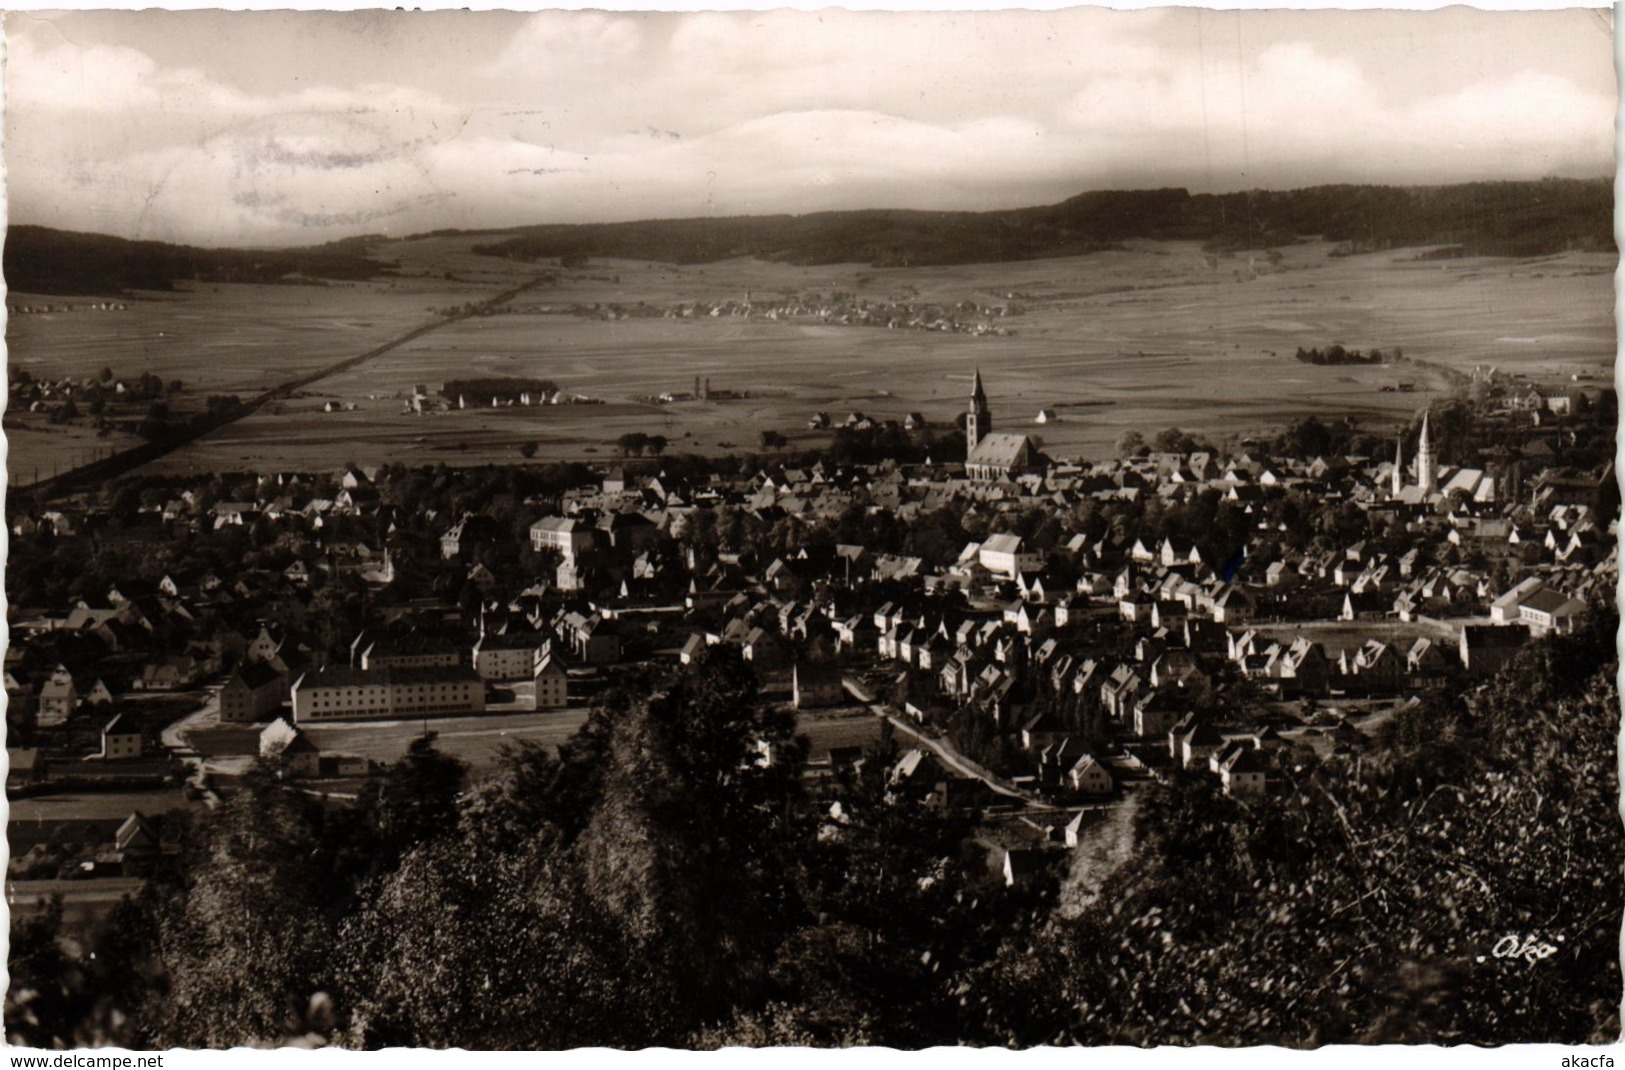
[1477,933,1563,964]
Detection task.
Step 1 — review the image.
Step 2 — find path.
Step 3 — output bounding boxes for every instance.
[156,686,238,796]
[843,675,1035,805]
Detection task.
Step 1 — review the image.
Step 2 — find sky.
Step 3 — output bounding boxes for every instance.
[3,7,1616,247]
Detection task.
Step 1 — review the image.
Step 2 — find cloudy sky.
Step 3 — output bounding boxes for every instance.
[4,8,1615,247]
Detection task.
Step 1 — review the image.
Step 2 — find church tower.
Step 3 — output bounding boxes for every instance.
[1391,436,1404,498]
[966,368,992,453]
[1416,412,1437,495]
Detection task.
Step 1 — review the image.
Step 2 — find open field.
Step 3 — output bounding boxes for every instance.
[4,274,513,482]
[10,236,1611,478]
[5,277,507,393]
[303,709,592,773]
[8,788,193,824]
[3,419,148,486]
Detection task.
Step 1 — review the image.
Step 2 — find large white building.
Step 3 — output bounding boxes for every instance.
[978,533,1043,579]
[472,633,546,681]
[530,517,597,561]
[291,666,486,723]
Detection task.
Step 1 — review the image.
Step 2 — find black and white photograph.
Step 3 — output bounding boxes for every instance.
[1,5,1619,1052]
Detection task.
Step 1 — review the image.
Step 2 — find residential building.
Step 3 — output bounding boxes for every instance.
[292,666,486,723]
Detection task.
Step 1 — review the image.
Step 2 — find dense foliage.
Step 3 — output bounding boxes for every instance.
[1293,346,1386,366]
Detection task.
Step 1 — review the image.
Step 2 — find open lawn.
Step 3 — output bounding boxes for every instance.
[11,235,1608,478]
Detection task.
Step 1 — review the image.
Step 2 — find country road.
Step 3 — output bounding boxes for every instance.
[842,676,1036,805]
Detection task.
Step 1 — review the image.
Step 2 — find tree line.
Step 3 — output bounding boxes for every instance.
[1293,345,1388,366]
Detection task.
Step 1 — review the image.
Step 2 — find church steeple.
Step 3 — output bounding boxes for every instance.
[966,368,992,452]
[1417,411,1437,494]
[1392,436,1404,498]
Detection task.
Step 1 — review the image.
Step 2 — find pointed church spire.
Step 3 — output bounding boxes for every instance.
[1417,411,1437,495]
[966,368,992,452]
[1392,436,1404,498]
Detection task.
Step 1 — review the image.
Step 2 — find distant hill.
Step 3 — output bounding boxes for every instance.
[3,226,397,296]
[470,178,1614,267]
[8,178,1611,294]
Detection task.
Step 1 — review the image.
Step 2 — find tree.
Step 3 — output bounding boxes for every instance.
[1152,427,1197,454]
[518,441,539,459]
[147,768,338,1047]
[353,735,469,877]
[1115,429,1146,457]
[759,430,788,451]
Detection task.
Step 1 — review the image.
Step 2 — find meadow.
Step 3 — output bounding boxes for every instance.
[9,234,1612,479]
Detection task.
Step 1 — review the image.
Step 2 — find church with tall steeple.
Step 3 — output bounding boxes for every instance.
[1391,410,1456,504]
[966,368,992,450]
[1415,412,1437,495]
[962,369,1036,481]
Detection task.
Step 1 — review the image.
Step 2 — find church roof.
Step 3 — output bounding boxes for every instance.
[967,432,1033,468]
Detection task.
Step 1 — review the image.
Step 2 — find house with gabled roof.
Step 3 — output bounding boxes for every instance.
[37,665,78,726]
[259,717,321,777]
[793,662,844,710]
[1219,745,1270,799]
[1171,718,1225,769]
[534,651,569,711]
[221,659,287,723]
[1066,754,1114,796]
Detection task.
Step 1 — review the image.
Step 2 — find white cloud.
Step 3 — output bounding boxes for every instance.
[3,11,1614,245]
[487,12,645,76]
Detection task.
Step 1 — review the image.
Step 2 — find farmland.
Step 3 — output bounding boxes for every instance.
[9,235,1613,480]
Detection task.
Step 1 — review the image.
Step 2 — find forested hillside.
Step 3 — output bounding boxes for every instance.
[7,604,1619,1049]
[470,179,1614,267]
[3,227,395,296]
